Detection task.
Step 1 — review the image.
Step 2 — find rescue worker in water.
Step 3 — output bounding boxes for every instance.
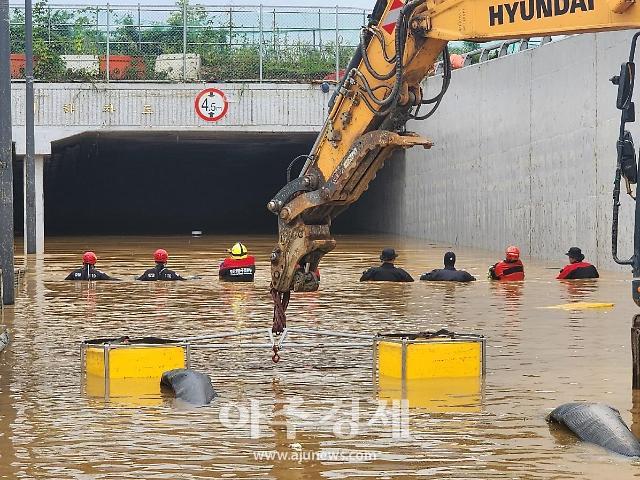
[360,248,414,282]
[557,247,599,279]
[489,246,525,281]
[138,249,186,281]
[219,242,256,282]
[65,251,117,280]
[420,251,476,282]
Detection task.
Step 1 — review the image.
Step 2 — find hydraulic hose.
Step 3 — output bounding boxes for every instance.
[368,27,397,64]
[360,28,396,81]
[612,31,640,266]
[327,0,389,110]
[411,45,452,120]
[355,0,421,110]
[286,155,310,183]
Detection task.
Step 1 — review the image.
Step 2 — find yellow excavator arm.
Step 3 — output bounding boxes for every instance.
[267,0,640,333]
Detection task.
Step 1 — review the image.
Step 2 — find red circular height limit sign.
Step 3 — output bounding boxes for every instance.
[194,88,229,122]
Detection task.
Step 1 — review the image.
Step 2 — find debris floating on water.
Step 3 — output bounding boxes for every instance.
[542,302,615,311]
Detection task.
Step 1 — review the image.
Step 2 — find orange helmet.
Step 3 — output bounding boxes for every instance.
[154,248,168,263]
[505,246,520,261]
[82,251,97,265]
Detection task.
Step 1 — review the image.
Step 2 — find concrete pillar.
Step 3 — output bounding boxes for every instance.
[24,154,35,254]
[0,0,15,305]
[24,154,44,255]
[35,155,44,254]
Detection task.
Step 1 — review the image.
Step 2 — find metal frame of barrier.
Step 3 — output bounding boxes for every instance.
[182,327,374,351]
[80,330,373,400]
[372,333,487,397]
[372,334,487,408]
[79,330,487,403]
[80,339,191,400]
[433,36,554,75]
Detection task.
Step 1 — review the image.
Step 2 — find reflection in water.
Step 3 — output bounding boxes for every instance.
[0,306,17,478]
[631,389,640,440]
[559,279,601,303]
[220,283,253,330]
[85,375,164,408]
[0,235,638,478]
[547,416,582,448]
[489,281,524,323]
[377,376,483,413]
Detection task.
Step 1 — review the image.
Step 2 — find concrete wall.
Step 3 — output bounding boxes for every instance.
[10,82,327,155]
[356,31,637,270]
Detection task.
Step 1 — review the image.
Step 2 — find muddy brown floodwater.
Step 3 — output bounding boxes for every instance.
[0,234,639,479]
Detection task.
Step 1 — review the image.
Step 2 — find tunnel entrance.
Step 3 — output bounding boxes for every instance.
[45,131,316,235]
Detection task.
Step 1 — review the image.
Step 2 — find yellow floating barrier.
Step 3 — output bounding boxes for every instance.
[543,302,615,311]
[81,337,189,380]
[85,375,164,407]
[374,331,486,380]
[81,337,190,403]
[378,376,482,412]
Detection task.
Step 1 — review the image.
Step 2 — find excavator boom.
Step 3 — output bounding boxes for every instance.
[268,0,640,333]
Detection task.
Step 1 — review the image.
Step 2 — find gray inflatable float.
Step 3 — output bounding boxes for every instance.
[548,402,640,457]
[161,368,216,406]
[0,329,9,353]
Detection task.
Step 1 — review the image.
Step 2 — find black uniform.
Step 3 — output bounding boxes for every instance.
[557,261,599,280]
[420,267,476,282]
[138,264,185,281]
[65,266,114,281]
[360,263,414,282]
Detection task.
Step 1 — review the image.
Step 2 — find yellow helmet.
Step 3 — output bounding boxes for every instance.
[228,242,248,258]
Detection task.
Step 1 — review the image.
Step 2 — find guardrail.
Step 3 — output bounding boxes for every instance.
[8,2,366,83]
[434,36,556,75]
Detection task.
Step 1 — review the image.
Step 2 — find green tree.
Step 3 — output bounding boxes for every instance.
[112,13,139,55]
[449,41,480,54]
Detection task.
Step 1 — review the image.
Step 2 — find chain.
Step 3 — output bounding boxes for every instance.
[270,288,290,335]
[272,344,280,363]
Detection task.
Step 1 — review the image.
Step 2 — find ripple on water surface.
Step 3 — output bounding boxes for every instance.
[0,235,637,479]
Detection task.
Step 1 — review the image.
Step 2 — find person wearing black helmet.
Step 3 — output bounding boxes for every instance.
[360,248,414,282]
[557,247,599,280]
[420,251,476,282]
[65,251,116,280]
[138,249,186,281]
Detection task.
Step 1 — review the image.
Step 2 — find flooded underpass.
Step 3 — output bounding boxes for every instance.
[42,132,317,234]
[0,234,638,478]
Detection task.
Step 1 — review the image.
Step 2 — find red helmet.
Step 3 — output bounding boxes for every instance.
[505,246,520,261]
[82,251,97,265]
[154,248,168,263]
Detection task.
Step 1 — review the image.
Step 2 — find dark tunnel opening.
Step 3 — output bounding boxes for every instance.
[12,155,23,235]
[45,132,319,235]
[12,132,389,237]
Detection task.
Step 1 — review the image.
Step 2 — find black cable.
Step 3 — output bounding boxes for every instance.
[369,27,397,64]
[611,30,640,266]
[355,0,419,110]
[411,45,452,120]
[286,155,310,183]
[360,28,396,81]
[359,91,400,117]
[328,0,388,110]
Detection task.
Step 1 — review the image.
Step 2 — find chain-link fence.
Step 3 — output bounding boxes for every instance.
[8,1,367,82]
